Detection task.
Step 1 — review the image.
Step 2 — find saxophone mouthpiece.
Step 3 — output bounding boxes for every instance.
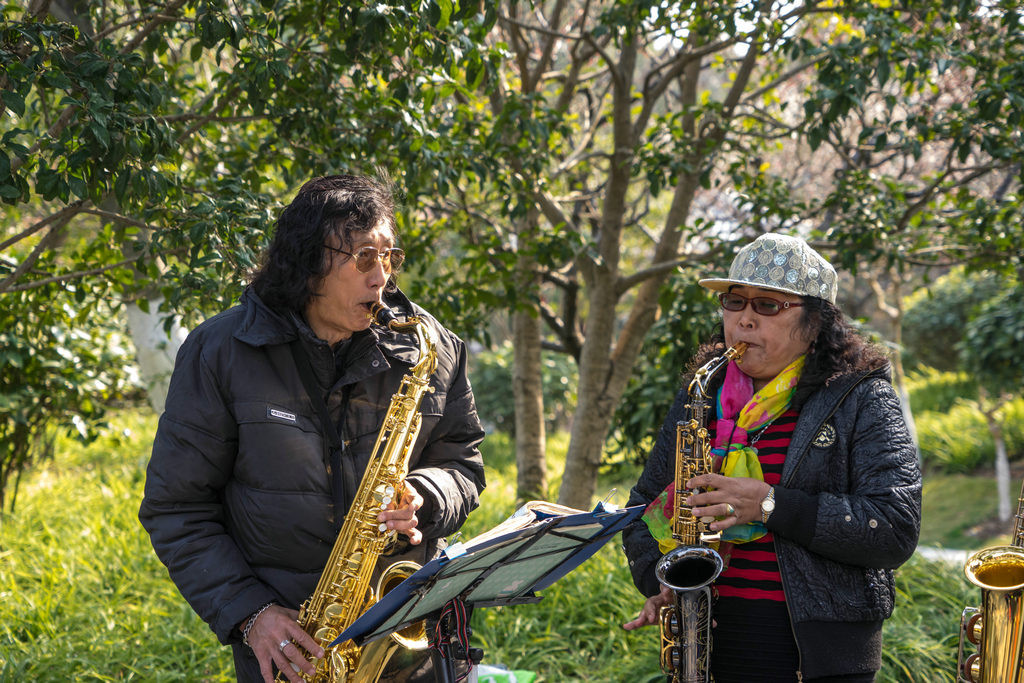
[369,302,399,327]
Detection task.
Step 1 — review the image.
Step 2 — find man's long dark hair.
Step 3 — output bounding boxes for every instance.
[684,296,890,411]
[250,174,398,314]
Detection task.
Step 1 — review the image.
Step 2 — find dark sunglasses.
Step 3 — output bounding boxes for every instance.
[719,291,804,316]
[324,245,405,273]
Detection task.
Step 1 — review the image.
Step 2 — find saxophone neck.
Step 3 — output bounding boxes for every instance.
[688,342,749,399]
[369,303,437,378]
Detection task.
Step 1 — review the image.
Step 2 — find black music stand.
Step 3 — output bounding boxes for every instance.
[329,501,644,681]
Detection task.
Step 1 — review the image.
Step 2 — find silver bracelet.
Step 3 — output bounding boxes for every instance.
[241,602,275,648]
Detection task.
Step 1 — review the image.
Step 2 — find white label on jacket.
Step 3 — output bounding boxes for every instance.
[268,407,297,423]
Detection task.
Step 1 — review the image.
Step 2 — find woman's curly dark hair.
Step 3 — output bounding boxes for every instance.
[683,296,890,411]
[250,174,398,314]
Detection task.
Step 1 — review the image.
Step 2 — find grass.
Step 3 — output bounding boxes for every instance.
[0,410,233,682]
[0,408,995,682]
[919,470,1021,549]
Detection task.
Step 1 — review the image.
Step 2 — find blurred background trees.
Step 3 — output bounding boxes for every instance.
[1,0,1022,512]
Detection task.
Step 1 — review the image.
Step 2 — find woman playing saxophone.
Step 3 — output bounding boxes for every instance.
[622,234,921,682]
[140,174,486,683]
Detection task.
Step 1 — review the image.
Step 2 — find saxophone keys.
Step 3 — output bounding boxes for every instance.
[315,625,339,644]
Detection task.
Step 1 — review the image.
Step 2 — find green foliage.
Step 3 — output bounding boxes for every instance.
[914,397,1024,474]
[0,285,133,512]
[609,277,721,462]
[882,554,975,683]
[469,342,577,435]
[901,269,1007,372]
[905,367,977,413]
[960,284,1024,397]
[0,409,976,682]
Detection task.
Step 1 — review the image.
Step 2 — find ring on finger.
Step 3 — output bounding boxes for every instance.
[279,639,290,651]
[724,503,736,517]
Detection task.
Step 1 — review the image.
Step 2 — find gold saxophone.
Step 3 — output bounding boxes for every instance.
[283,302,435,683]
[656,342,747,683]
[957,479,1024,682]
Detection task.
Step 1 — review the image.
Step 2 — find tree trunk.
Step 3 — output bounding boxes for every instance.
[513,270,547,503]
[125,299,187,414]
[994,423,1011,523]
[979,389,1012,522]
[557,271,620,510]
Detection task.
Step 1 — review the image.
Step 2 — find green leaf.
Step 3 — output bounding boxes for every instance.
[90,121,110,149]
[2,90,25,117]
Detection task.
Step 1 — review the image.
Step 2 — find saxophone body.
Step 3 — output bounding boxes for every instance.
[958,480,1024,683]
[656,343,747,683]
[284,303,435,683]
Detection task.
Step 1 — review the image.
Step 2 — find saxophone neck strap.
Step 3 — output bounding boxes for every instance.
[289,339,347,450]
[290,339,353,528]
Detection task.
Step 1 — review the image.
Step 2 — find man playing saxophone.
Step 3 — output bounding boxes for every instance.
[139,174,486,683]
[622,234,921,682]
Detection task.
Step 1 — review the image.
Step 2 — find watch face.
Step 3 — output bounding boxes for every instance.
[761,498,775,512]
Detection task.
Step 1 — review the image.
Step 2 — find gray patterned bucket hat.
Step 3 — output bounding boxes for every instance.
[698,233,838,304]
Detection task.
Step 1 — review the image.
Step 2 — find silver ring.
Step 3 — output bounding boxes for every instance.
[279,639,290,651]
[724,503,736,517]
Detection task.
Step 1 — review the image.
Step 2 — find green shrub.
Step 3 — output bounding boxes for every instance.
[907,367,1024,474]
[469,342,577,435]
[905,367,977,413]
[882,554,975,683]
[916,403,994,473]
[916,399,1024,473]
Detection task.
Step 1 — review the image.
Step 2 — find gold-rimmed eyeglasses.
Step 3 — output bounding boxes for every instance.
[324,245,405,273]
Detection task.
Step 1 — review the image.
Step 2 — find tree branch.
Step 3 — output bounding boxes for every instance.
[0,200,87,252]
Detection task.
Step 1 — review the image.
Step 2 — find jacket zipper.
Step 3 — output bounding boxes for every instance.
[776,370,873,681]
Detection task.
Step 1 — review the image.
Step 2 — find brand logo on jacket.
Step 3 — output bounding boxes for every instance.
[812,422,836,448]
[268,407,297,423]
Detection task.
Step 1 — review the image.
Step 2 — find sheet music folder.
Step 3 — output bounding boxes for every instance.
[331,500,643,648]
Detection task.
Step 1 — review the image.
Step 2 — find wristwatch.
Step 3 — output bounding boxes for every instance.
[760,486,776,524]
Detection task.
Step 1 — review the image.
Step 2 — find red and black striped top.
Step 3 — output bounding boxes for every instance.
[713,408,799,602]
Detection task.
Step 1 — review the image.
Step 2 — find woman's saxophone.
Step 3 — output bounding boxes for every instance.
[656,342,747,683]
[283,303,436,683]
[957,480,1024,682]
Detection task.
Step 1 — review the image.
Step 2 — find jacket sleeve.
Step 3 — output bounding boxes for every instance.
[769,376,922,569]
[138,335,278,645]
[621,388,689,597]
[405,329,486,540]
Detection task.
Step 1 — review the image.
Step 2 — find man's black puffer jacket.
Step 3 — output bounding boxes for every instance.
[139,287,486,647]
[622,365,921,678]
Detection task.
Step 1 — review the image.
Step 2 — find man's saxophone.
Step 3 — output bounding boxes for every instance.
[656,342,747,683]
[284,303,436,683]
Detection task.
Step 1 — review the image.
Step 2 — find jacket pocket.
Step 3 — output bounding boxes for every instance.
[232,400,329,492]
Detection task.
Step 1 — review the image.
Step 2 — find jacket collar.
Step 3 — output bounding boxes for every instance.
[234,288,297,347]
[233,286,423,367]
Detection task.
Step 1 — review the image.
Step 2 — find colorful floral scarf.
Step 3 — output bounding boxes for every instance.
[642,354,805,552]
